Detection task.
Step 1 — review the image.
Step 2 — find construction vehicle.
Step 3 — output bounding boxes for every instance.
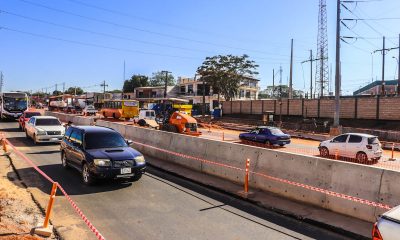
[162,111,201,136]
[134,109,159,129]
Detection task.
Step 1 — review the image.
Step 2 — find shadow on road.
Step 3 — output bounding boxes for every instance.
[6,136,59,148]
[1,127,21,132]
[7,163,132,196]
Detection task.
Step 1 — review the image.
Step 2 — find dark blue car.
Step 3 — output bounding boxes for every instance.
[239,126,291,146]
[60,126,146,185]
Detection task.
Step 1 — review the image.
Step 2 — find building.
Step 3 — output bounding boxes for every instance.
[133,86,178,99]
[353,80,398,96]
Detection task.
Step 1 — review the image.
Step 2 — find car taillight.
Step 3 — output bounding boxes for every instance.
[366,145,373,150]
[372,222,383,240]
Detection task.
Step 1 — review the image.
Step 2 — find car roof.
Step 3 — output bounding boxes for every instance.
[31,116,58,119]
[343,133,377,138]
[257,126,279,130]
[71,125,118,134]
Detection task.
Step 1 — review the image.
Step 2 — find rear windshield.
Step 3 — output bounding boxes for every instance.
[85,132,127,149]
[368,137,380,145]
[270,128,284,135]
[35,118,61,126]
[25,112,41,118]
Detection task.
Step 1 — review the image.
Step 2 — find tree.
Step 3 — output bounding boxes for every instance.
[149,71,175,87]
[123,74,149,92]
[64,87,84,95]
[52,90,63,96]
[259,85,304,99]
[197,54,259,101]
[109,89,122,93]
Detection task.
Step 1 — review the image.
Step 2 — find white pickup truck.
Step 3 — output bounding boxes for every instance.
[373,205,400,239]
[134,109,159,129]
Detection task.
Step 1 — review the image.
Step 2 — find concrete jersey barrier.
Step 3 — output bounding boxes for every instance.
[95,119,400,222]
[44,111,94,126]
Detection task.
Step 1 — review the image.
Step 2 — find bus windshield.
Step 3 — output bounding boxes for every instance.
[4,97,28,111]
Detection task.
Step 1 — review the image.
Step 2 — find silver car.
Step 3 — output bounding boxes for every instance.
[373,205,400,240]
[25,116,65,144]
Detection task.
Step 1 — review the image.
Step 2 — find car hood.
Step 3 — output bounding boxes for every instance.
[35,125,64,131]
[86,147,141,161]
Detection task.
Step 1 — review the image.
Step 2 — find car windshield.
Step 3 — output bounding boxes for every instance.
[270,128,284,135]
[85,132,128,149]
[35,118,61,126]
[25,112,41,118]
[368,137,380,145]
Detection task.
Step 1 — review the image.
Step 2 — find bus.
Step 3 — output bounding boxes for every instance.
[0,92,29,119]
[100,100,139,120]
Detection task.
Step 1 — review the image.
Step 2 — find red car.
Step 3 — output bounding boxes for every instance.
[18,111,41,131]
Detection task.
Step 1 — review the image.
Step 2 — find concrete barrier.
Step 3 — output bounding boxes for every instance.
[95,119,400,222]
[44,111,95,125]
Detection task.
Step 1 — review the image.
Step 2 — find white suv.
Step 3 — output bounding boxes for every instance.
[318,133,382,162]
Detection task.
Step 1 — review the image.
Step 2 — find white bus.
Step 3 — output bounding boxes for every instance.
[0,92,29,119]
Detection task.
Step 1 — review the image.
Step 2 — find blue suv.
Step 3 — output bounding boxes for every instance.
[239,126,291,146]
[60,126,146,185]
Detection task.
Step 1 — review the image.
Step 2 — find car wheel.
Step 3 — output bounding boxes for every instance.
[129,173,143,182]
[356,152,368,163]
[138,119,146,126]
[33,134,38,145]
[25,130,29,139]
[61,152,70,169]
[112,113,117,119]
[319,147,329,157]
[18,124,22,130]
[279,144,284,147]
[264,140,271,147]
[82,163,95,185]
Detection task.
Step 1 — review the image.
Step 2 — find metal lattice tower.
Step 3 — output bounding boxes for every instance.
[315,0,329,97]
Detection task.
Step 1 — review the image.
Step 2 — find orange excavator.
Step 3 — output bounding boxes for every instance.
[162,111,201,136]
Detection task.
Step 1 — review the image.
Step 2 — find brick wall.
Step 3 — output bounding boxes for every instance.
[222,97,400,121]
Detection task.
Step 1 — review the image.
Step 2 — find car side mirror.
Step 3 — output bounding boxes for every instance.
[126,139,133,145]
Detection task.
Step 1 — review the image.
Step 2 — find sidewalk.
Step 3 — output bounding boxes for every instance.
[0,154,47,240]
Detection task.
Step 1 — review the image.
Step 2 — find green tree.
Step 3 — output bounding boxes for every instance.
[197,54,259,101]
[52,90,63,96]
[123,74,149,92]
[259,85,304,99]
[149,71,175,87]
[64,87,84,95]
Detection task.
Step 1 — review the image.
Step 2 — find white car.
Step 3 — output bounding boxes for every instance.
[373,205,400,240]
[25,116,65,144]
[133,109,159,129]
[82,105,97,116]
[318,133,382,162]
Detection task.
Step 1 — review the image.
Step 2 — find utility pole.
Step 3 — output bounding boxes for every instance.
[382,36,386,95]
[272,69,275,98]
[373,36,400,95]
[289,39,294,99]
[279,66,283,98]
[333,0,341,128]
[161,71,171,98]
[100,80,108,100]
[0,72,3,93]
[398,34,400,95]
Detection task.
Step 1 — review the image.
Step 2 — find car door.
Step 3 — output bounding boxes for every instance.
[62,127,74,162]
[255,129,268,143]
[330,134,349,157]
[69,129,85,167]
[248,129,259,141]
[26,118,35,137]
[346,135,363,158]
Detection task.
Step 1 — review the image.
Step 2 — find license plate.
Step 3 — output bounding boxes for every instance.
[51,138,59,141]
[121,168,132,174]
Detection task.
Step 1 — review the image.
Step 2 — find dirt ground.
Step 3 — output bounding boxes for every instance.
[0,155,52,240]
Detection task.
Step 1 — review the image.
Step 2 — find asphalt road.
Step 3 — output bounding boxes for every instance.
[1,121,353,240]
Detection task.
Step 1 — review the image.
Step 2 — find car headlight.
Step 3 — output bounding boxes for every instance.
[36,130,47,135]
[93,159,111,167]
[134,155,145,164]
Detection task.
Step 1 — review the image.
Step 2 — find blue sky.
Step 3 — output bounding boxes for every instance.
[0,0,399,95]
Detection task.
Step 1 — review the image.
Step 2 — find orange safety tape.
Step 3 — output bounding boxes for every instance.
[132,140,392,210]
[2,137,106,240]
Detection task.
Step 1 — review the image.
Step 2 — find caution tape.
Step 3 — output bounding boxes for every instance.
[132,140,392,210]
[1,136,106,240]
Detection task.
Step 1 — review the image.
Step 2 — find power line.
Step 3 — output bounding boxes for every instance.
[16,0,293,57]
[0,26,201,60]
